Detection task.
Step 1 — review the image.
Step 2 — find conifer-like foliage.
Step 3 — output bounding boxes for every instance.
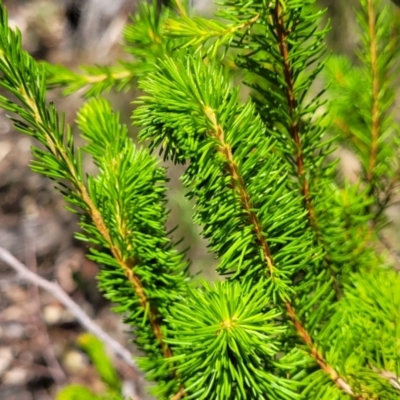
[0,0,399,399]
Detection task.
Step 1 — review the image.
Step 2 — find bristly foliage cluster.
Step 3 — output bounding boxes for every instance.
[0,0,399,399]
[325,0,400,229]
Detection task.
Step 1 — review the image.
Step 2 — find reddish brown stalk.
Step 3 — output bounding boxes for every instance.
[273,1,316,224]
[285,302,358,397]
[271,4,360,394]
[204,105,357,397]
[273,1,343,298]
[367,0,380,184]
[73,190,171,356]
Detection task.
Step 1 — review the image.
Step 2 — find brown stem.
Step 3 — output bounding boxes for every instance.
[18,89,181,388]
[66,153,179,372]
[204,103,357,397]
[370,366,400,391]
[274,2,313,219]
[285,302,359,396]
[204,106,274,276]
[367,0,380,184]
[273,1,341,296]
[271,4,364,394]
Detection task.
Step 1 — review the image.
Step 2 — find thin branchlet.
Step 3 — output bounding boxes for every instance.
[204,106,275,277]
[203,102,355,397]
[272,0,342,297]
[20,82,177,364]
[367,0,380,184]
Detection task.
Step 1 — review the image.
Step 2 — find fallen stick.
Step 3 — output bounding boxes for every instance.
[0,246,137,371]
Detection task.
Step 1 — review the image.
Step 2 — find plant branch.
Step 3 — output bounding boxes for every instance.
[367,0,379,184]
[0,15,183,392]
[0,246,137,371]
[273,1,341,296]
[273,1,312,220]
[170,387,186,400]
[17,85,177,367]
[203,104,356,398]
[285,302,357,397]
[204,106,275,277]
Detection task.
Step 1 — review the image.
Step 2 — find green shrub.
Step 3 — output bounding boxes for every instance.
[0,0,399,398]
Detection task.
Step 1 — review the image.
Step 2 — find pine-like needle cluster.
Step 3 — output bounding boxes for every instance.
[0,0,399,399]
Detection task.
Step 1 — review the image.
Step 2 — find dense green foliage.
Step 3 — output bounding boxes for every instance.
[0,0,399,398]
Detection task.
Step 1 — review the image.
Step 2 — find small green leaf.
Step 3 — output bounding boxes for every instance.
[56,385,101,400]
[77,333,121,391]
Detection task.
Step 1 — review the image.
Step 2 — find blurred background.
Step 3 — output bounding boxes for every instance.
[0,1,398,399]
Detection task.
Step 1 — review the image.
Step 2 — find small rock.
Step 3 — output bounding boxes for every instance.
[3,285,28,303]
[0,305,28,322]
[2,323,25,339]
[0,347,13,376]
[42,304,63,325]
[62,350,86,374]
[43,304,76,325]
[2,367,28,385]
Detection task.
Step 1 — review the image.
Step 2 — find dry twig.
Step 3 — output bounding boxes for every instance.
[0,246,137,371]
[23,213,67,386]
